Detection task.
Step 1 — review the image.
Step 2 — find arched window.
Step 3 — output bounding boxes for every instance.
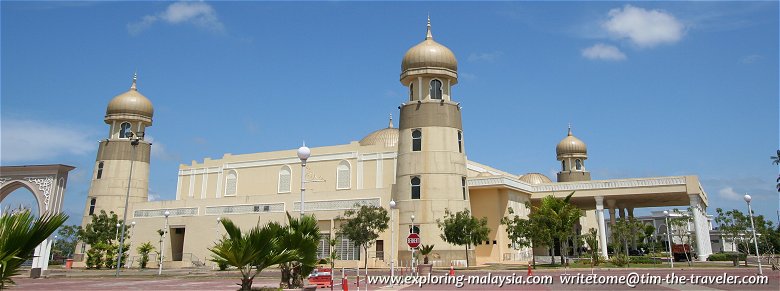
[336,161,351,190]
[225,171,237,196]
[409,82,414,101]
[429,79,442,99]
[412,129,422,152]
[89,198,96,215]
[562,160,566,171]
[457,131,463,153]
[278,166,291,193]
[575,159,582,171]
[96,161,104,179]
[411,176,421,199]
[119,122,132,138]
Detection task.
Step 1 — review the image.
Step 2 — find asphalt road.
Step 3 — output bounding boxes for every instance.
[9,268,779,290]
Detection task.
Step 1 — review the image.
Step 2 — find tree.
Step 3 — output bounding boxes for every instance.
[53,225,81,260]
[610,217,644,267]
[643,224,656,254]
[582,228,600,266]
[137,242,155,269]
[436,208,490,268]
[528,192,581,265]
[77,210,130,268]
[338,205,389,269]
[501,207,551,268]
[0,210,68,289]
[668,209,694,266]
[278,213,321,289]
[209,217,297,291]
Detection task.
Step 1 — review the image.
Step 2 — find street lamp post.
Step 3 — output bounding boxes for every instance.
[664,211,674,268]
[410,214,415,275]
[297,143,311,217]
[115,223,121,242]
[116,131,142,276]
[743,194,763,275]
[158,210,170,275]
[389,200,396,282]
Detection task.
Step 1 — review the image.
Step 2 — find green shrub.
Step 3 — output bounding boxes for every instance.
[629,256,658,264]
[708,252,745,261]
[137,242,155,269]
[86,245,103,269]
[610,254,630,267]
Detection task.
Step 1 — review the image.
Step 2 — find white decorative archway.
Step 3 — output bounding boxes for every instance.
[0,164,75,275]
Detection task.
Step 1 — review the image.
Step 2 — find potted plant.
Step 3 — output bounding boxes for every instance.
[417,244,434,275]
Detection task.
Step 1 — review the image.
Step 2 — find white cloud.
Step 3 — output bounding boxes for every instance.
[718,187,742,201]
[1,118,95,163]
[582,43,627,61]
[603,5,685,48]
[128,1,224,35]
[739,54,763,64]
[468,51,503,62]
[144,135,178,161]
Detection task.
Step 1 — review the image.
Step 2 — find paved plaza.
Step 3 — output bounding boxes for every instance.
[9,267,778,290]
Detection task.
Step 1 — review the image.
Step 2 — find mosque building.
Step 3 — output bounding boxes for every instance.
[75,20,712,268]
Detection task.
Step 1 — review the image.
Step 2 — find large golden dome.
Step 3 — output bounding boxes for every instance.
[556,127,587,157]
[400,18,458,83]
[518,173,553,185]
[105,75,154,125]
[359,115,399,147]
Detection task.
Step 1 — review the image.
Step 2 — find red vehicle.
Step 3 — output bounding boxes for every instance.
[307,267,332,288]
[671,244,694,262]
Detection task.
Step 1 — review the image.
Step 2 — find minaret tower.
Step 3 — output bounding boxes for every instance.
[81,74,154,226]
[394,18,471,264]
[556,125,591,182]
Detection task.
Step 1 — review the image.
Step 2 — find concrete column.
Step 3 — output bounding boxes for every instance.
[595,196,609,259]
[607,199,616,226]
[628,207,637,249]
[619,207,627,220]
[689,194,712,261]
[627,207,634,218]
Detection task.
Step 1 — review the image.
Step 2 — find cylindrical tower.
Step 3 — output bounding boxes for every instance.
[556,125,591,182]
[393,18,472,265]
[81,74,153,226]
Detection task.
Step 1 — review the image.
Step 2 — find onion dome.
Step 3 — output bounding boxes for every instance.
[400,17,458,84]
[359,115,399,147]
[518,173,553,185]
[556,125,587,158]
[105,73,154,125]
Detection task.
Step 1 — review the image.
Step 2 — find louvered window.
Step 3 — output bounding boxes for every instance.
[278,166,291,193]
[336,161,350,190]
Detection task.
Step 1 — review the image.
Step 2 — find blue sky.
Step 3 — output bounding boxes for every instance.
[1,1,778,226]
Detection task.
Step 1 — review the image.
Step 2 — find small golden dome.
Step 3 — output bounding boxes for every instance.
[105,74,154,125]
[556,126,587,157]
[359,115,399,147]
[400,18,458,83]
[518,173,553,185]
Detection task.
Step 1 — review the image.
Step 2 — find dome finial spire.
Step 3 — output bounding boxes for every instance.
[388,113,394,128]
[567,123,572,136]
[426,14,433,40]
[130,71,138,91]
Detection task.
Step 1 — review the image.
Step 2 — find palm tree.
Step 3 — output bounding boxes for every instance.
[0,210,68,289]
[278,213,320,289]
[209,218,296,291]
[418,244,434,264]
[772,150,780,165]
[136,242,155,269]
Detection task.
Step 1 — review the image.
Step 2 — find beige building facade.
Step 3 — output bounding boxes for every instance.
[76,21,713,268]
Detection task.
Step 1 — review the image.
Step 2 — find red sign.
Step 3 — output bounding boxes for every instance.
[407,233,421,248]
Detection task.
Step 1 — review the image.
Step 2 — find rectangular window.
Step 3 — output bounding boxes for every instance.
[316,233,331,259]
[411,177,420,200]
[457,131,462,153]
[89,198,96,215]
[96,162,104,179]
[462,177,467,200]
[376,240,384,260]
[336,234,360,260]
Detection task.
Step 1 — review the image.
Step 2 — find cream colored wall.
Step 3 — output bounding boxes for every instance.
[176,142,398,201]
[469,188,531,264]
